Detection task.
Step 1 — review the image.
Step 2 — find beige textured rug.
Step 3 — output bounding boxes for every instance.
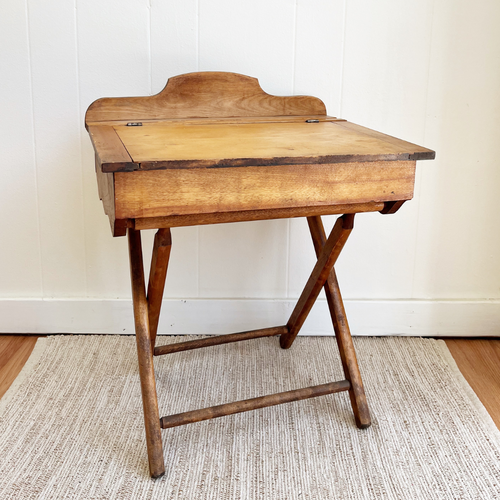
[1,336,499,499]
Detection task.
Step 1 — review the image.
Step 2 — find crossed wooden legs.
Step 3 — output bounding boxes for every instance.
[305,215,371,428]
[127,214,370,478]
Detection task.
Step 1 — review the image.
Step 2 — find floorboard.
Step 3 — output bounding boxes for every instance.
[444,338,500,430]
[0,335,38,400]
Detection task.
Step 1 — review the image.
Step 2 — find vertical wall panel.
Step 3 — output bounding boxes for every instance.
[28,0,86,297]
[330,0,434,299]
[77,0,152,298]
[150,0,199,92]
[293,0,345,113]
[1,0,500,334]
[198,0,296,94]
[288,217,322,300]
[199,220,289,299]
[413,0,500,299]
[0,1,42,297]
[341,0,434,138]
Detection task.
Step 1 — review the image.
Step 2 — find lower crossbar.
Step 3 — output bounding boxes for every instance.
[160,380,351,429]
[154,326,287,356]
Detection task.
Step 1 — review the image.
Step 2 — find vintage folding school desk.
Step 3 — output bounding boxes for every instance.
[85,72,435,478]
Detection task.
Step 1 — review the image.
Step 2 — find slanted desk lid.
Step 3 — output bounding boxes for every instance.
[89,118,434,173]
[117,120,433,168]
[85,72,434,173]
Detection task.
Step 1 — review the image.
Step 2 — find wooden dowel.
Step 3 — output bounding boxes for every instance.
[160,380,351,429]
[147,228,171,350]
[154,326,287,356]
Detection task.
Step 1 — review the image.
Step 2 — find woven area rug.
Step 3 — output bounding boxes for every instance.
[1,336,499,499]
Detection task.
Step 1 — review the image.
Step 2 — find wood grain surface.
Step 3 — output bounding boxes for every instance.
[114,160,416,219]
[128,229,165,478]
[335,122,435,160]
[86,72,434,173]
[133,202,386,229]
[87,115,341,128]
[110,120,430,170]
[87,125,138,172]
[85,71,434,238]
[160,380,351,429]
[147,228,172,350]
[307,215,371,429]
[85,72,326,124]
[0,336,38,400]
[444,338,500,429]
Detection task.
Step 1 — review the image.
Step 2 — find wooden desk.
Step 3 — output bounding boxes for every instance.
[85,72,434,478]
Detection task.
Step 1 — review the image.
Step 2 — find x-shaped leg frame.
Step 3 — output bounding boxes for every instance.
[127,213,371,478]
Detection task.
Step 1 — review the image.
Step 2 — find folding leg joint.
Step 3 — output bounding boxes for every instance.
[341,213,355,229]
[280,214,355,350]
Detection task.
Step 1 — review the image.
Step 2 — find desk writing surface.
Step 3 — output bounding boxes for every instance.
[107,119,433,171]
[115,121,399,162]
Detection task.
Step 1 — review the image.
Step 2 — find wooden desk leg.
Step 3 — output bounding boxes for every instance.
[307,216,371,429]
[147,228,172,351]
[280,214,354,350]
[128,228,165,478]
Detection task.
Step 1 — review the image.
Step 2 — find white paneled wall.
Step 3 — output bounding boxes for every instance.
[1,0,500,335]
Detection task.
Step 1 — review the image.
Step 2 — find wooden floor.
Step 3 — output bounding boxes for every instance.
[444,338,500,429]
[0,336,499,430]
[0,336,38,400]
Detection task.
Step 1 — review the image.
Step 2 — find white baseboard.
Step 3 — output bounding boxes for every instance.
[1,298,499,336]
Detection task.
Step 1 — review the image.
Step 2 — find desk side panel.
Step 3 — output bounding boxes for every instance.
[95,160,128,237]
[114,161,416,219]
